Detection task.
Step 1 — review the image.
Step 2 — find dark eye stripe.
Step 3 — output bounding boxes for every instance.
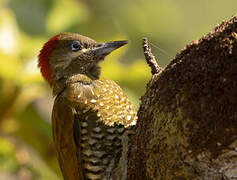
[71,41,82,52]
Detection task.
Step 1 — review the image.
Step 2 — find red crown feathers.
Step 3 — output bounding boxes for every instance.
[38,34,60,85]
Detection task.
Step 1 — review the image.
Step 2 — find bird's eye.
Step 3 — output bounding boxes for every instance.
[71,41,82,52]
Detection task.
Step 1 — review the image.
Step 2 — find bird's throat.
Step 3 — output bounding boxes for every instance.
[51,73,95,97]
[88,64,101,80]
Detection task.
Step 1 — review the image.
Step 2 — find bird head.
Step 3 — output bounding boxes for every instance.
[38,32,128,86]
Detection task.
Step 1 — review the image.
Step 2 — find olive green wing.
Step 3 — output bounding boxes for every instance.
[52,95,84,180]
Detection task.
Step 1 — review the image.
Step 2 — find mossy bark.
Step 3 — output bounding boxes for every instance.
[127,15,237,180]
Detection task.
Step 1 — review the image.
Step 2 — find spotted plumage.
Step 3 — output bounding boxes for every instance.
[60,74,136,179]
[38,32,137,180]
[66,74,137,127]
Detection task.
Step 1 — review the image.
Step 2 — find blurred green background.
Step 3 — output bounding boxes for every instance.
[0,0,236,179]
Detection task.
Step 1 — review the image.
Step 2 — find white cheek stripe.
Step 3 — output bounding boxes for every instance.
[71,48,89,58]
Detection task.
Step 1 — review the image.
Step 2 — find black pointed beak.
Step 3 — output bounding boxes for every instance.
[93,40,128,58]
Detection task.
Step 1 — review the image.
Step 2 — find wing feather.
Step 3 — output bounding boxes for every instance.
[52,95,84,180]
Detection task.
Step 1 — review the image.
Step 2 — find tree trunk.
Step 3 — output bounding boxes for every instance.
[127,15,237,180]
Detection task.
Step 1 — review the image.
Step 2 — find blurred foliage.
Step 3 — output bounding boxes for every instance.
[0,0,236,179]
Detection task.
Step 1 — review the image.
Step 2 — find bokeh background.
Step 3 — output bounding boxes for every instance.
[0,0,236,179]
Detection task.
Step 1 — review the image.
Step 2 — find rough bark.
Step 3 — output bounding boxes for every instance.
[127,15,237,179]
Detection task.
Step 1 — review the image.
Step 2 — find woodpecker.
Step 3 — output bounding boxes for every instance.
[38,32,137,180]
